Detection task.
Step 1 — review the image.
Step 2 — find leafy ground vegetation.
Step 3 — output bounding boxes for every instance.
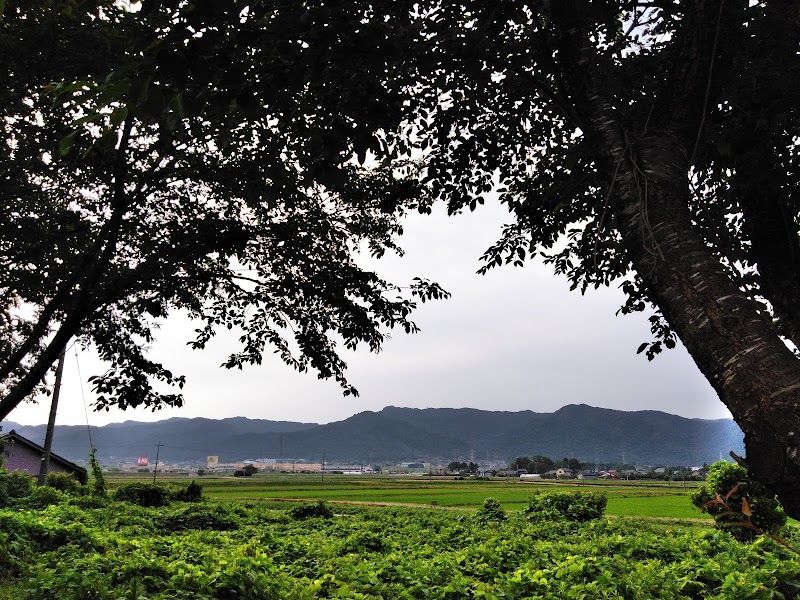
[2,481,800,599]
[693,461,789,546]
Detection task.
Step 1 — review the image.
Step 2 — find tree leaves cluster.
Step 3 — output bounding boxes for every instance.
[692,460,786,542]
[4,0,800,517]
[447,461,479,474]
[369,0,800,517]
[510,456,582,473]
[0,0,446,418]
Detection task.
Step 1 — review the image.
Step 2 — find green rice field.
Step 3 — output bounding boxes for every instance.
[107,473,710,520]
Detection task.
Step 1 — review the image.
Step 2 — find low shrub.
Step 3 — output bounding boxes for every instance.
[46,472,81,494]
[691,460,786,541]
[114,483,171,507]
[19,486,64,509]
[290,500,334,520]
[70,494,108,509]
[113,481,204,508]
[475,497,507,523]
[523,491,607,522]
[160,504,239,532]
[6,470,33,499]
[0,514,34,577]
[340,530,386,554]
[171,480,203,502]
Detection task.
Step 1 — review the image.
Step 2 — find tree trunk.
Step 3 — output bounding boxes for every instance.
[604,132,800,518]
[555,0,800,517]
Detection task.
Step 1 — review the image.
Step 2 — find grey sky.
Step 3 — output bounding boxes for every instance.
[10,201,729,427]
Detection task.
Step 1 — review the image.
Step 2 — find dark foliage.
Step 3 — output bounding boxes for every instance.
[692,460,786,542]
[45,472,80,493]
[0,0,446,421]
[171,480,203,503]
[523,492,607,523]
[18,487,65,509]
[474,497,507,524]
[4,470,33,499]
[113,483,171,508]
[160,504,239,532]
[4,0,800,516]
[290,500,334,520]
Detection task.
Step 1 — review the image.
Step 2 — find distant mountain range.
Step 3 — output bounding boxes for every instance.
[2,404,744,468]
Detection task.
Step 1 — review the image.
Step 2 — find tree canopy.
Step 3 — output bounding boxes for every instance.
[377,0,800,516]
[0,0,446,417]
[3,1,800,516]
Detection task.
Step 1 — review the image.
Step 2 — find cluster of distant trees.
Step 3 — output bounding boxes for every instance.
[509,456,583,474]
[446,461,480,474]
[506,456,711,481]
[233,465,259,478]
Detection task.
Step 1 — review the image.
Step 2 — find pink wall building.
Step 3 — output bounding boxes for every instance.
[1,430,87,483]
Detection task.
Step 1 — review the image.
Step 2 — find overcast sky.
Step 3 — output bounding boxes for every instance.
[8,201,730,428]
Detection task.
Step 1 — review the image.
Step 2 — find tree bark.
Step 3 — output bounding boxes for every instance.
[602,130,800,518]
[556,0,800,517]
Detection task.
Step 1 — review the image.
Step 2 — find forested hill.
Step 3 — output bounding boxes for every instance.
[2,404,743,467]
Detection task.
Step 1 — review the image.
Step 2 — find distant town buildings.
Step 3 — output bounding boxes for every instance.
[206,457,323,473]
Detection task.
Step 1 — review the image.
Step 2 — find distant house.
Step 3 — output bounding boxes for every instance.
[555,468,574,479]
[1,430,87,483]
[497,469,516,477]
[577,470,598,480]
[599,470,620,479]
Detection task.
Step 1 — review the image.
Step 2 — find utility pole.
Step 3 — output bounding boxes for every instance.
[153,442,164,483]
[38,348,66,486]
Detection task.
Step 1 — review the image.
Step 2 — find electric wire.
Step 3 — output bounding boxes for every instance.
[72,345,95,450]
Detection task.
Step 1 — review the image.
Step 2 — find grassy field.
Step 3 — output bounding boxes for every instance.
[106,473,710,520]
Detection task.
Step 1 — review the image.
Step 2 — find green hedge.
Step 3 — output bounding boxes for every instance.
[522,491,607,522]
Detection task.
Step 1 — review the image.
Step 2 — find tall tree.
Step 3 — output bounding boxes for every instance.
[379,0,800,516]
[4,0,800,518]
[0,1,445,417]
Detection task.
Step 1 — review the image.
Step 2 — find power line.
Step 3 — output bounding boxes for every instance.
[73,345,94,450]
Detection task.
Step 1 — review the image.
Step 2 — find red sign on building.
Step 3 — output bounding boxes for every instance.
[137,456,149,466]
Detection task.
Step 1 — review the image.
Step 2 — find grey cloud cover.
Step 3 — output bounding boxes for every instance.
[12,202,726,427]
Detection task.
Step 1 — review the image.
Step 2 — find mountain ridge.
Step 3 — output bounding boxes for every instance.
[2,404,743,467]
